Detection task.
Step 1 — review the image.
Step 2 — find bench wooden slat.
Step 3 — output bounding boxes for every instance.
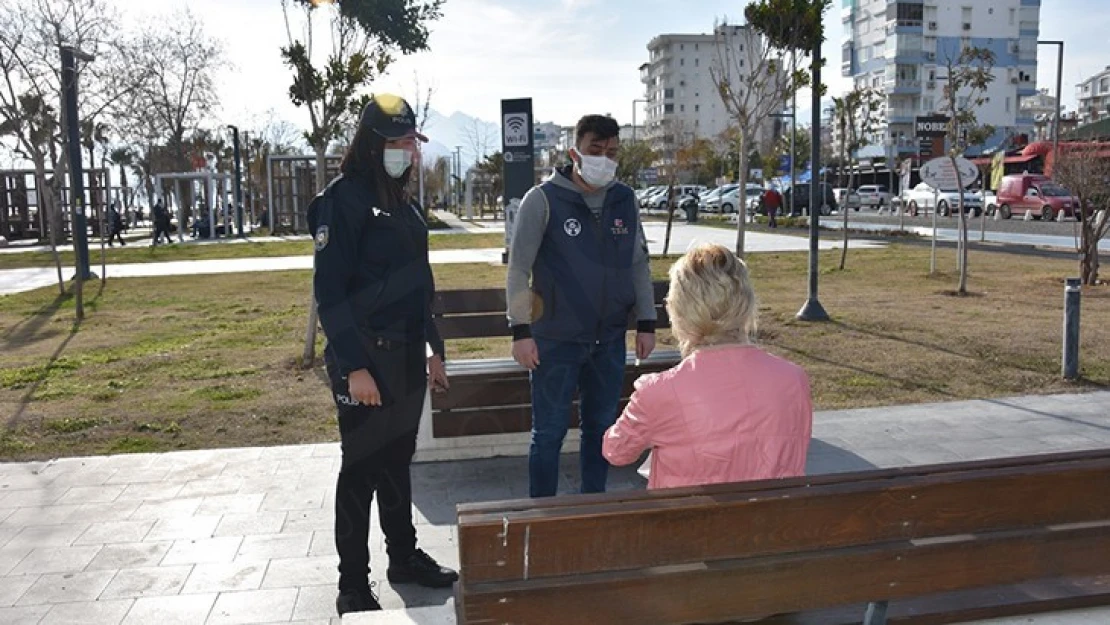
[432,358,675,411]
[433,288,506,314]
[435,309,671,340]
[456,448,1110,516]
[762,574,1110,625]
[459,524,1110,625]
[457,455,1110,584]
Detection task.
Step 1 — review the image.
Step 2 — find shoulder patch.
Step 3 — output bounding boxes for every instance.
[314,225,329,251]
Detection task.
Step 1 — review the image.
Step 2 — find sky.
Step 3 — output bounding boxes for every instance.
[119,0,1109,135]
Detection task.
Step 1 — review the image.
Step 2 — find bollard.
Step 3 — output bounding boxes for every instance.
[1056,209,1066,223]
[1063,277,1081,380]
[992,207,1001,221]
[1023,210,1033,221]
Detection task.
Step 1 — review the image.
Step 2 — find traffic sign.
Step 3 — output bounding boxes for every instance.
[920,156,979,190]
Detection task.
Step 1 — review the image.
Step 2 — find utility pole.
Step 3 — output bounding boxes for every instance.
[229,125,244,237]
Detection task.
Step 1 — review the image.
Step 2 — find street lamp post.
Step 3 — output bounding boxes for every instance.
[632,98,648,142]
[796,31,829,322]
[60,44,95,282]
[1037,40,1064,170]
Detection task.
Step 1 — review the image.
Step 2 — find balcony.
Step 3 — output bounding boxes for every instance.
[887,77,922,94]
[887,107,918,122]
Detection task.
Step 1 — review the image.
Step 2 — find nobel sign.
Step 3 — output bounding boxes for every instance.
[915,116,950,138]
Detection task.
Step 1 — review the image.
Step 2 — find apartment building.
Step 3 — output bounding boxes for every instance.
[1076,66,1110,125]
[640,24,776,150]
[842,0,1041,157]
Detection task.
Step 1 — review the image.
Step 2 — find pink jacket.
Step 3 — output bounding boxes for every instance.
[603,345,813,490]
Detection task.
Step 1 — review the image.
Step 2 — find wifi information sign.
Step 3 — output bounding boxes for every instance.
[501,98,534,263]
[503,113,529,147]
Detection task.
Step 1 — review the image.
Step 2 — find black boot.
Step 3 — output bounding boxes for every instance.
[387,549,459,588]
[336,585,381,616]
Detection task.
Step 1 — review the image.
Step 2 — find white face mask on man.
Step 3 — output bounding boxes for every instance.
[572,149,618,187]
[383,148,413,178]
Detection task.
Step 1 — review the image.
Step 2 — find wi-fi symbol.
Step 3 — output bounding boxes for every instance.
[506,117,526,133]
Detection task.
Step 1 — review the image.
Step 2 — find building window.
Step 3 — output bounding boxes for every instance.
[664,104,674,114]
[695,104,700,112]
[695,58,699,67]
[680,58,685,66]
[1005,96,1011,112]
[1102,77,1110,92]
[1009,8,1016,25]
[664,88,674,99]
[680,44,685,51]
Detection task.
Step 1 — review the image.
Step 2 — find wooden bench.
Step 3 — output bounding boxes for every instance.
[455,449,1110,624]
[430,282,679,440]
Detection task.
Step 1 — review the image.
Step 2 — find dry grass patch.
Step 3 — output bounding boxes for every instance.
[0,244,1106,460]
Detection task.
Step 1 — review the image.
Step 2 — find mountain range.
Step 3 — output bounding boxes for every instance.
[417,109,503,167]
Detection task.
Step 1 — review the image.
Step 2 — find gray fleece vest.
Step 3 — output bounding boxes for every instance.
[530,180,639,344]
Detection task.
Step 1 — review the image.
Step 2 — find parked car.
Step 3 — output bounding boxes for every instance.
[699,184,738,213]
[636,186,664,205]
[833,188,862,212]
[901,183,983,217]
[783,183,838,217]
[979,190,998,215]
[855,184,893,210]
[645,185,707,211]
[995,174,1079,221]
[709,184,762,214]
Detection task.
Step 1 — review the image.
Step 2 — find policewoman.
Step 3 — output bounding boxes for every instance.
[309,93,457,616]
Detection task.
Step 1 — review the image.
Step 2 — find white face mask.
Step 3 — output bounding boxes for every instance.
[383,148,412,178]
[573,150,618,187]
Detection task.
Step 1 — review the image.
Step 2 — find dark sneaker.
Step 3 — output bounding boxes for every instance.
[387,549,459,588]
[336,585,381,616]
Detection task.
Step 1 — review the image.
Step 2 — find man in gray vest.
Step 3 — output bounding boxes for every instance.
[506,114,657,497]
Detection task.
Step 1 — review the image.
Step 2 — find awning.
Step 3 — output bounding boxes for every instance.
[970,153,1038,167]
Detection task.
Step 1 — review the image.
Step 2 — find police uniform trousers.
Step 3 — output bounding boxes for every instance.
[326,331,427,592]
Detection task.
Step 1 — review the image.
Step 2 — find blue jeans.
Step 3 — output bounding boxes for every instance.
[528,337,627,497]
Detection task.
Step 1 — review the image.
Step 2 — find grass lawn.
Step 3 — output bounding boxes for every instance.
[1,244,1107,460]
[0,232,506,270]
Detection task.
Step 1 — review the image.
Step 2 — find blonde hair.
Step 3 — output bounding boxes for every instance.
[667,243,758,358]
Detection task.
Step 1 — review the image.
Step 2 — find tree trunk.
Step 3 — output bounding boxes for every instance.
[839,140,853,271]
[953,156,969,294]
[735,132,748,257]
[1081,210,1108,285]
[662,181,676,256]
[302,141,329,368]
[32,157,66,296]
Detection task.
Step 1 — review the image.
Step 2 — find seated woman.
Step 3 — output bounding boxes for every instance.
[602,243,812,490]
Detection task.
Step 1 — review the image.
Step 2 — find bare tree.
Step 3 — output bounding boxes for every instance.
[939,45,995,295]
[408,72,435,207]
[1053,144,1110,285]
[0,0,124,298]
[710,2,823,256]
[461,117,495,168]
[831,87,883,270]
[131,8,224,173]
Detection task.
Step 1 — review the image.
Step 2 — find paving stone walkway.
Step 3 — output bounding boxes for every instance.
[1,390,1107,624]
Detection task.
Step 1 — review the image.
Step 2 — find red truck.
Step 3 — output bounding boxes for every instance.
[995,174,1079,221]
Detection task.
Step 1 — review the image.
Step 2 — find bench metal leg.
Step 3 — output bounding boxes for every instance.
[863,601,888,625]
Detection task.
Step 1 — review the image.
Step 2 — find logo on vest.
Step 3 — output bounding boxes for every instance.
[611,218,629,236]
[335,393,361,407]
[563,218,582,237]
